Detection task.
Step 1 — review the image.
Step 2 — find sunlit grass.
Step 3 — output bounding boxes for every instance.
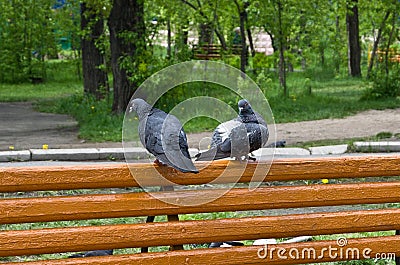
[1,59,400,142]
[0,60,82,102]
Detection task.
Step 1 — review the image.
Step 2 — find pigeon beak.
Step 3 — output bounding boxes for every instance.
[239,107,244,111]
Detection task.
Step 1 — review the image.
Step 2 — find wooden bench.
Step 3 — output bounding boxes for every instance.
[376,48,400,63]
[193,44,244,60]
[193,44,222,60]
[1,155,400,264]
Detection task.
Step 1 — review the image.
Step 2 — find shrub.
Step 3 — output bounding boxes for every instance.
[363,65,400,99]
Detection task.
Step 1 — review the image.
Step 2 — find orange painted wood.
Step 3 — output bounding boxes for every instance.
[0,209,399,257]
[1,155,400,192]
[5,235,400,265]
[1,181,400,224]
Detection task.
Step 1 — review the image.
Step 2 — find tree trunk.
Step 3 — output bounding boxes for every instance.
[334,15,341,74]
[239,9,247,74]
[215,28,227,50]
[234,0,249,75]
[243,0,255,57]
[384,12,397,76]
[180,0,227,50]
[276,0,287,96]
[108,0,146,114]
[81,3,108,100]
[346,0,361,77]
[246,27,255,57]
[367,11,391,78]
[199,23,213,44]
[167,18,171,59]
[265,29,277,52]
[320,46,325,66]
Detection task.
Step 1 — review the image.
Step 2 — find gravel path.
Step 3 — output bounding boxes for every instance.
[1,102,399,151]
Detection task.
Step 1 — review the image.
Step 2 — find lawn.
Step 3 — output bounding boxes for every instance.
[1,60,399,142]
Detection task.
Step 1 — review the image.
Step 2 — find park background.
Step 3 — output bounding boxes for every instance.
[1,1,400,263]
[0,0,399,144]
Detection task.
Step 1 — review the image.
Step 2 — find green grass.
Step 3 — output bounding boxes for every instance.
[1,60,400,142]
[0,60,82,101]
[36,94,123,142]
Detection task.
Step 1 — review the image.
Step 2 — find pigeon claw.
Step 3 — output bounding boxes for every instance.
[248,155,257,161]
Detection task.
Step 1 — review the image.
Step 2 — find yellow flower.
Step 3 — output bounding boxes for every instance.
[9,146,14,150]
[321,179,329,184]
[138,63,147,72]
[42,144,49,150]
[91,106,95,110]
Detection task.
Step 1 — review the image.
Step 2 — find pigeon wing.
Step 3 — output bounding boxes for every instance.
[196,119,243,161]
[246,123,269,153]
[141,109,198,173]
[210,119,242,147]
[161,113,198,173]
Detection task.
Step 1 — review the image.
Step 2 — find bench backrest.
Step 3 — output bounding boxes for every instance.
[1,155,400,264]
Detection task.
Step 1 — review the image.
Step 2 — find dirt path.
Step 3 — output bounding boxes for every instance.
[1,102,399,151]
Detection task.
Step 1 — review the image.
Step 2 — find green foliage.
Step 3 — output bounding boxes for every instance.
[0,60,81,101]
[0,0,79,83]
[363,65,400,99]
[252,52,276,70]
[375,131,393,139]
[35,68,400,142]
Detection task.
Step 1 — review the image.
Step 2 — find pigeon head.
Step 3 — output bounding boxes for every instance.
[238,99,254,115]
[129,98,152,120]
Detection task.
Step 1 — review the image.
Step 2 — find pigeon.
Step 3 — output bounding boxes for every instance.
[195,99,269,161]
[68,249,113,258]
[266,140,286,148]
[209,241,245,248]
[129,98,198,173]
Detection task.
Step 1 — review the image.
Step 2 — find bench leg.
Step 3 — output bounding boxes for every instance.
[396,230,400,265]
[167,213,184,250]
[162,186,184,251]
[140,186,183,253]
[140,215,155,253]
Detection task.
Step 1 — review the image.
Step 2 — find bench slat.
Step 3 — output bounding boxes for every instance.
[1,155,400,192]
[4,235,400,265]
[1,181,400,224]
[0,209,399,257]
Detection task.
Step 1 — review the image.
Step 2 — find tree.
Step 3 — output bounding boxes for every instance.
[366,9,390,78]
[108,0,146,113]
[346,0,361,77]
[180,0,228,49]
[81,2,109,99]
[0,0,57,83]
[258,0,294,95]
[233,0,250,74]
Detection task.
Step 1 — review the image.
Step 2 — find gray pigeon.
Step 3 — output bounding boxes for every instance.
[195,99,269,161]
[209,241,244,248]
[68,249,113,258]
[129,98,198,173]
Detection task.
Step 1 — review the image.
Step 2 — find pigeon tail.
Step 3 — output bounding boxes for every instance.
[157,154,199,173]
